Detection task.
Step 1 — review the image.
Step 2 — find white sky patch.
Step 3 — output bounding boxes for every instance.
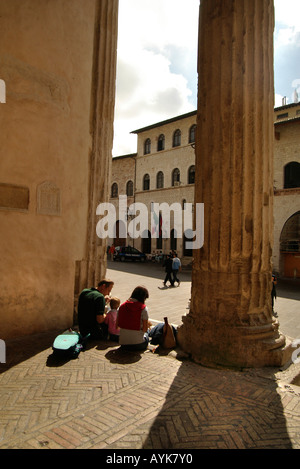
[274,0,300,32]
[274,0,300,104]
[113,0,300,156]
[113,0,199,156]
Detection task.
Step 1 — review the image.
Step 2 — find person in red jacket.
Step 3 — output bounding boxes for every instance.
[117,286,150,351]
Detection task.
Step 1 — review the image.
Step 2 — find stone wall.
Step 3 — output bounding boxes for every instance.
[0,0,118,339]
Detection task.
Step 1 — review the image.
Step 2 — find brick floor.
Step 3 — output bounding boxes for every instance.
[0,262,300,450]
[107,260,300,339]
[106,260,192,327]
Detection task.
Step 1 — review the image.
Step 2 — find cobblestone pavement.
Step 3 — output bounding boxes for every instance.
[1,262,300,450]
[107,260,300,340]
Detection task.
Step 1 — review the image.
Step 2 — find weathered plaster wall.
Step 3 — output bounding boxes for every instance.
[0,0,118,339]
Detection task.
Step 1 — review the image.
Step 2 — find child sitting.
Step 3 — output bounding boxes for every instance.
[105,297,120,342]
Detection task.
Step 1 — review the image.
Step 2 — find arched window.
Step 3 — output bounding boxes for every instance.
[172,168,180,186]
[284,162,300,188]
[189,124,196,143]
[188,165,195,184]
[173,129,181,147]
[143,174,150,191]
[157,134,165,151]
[183,230,193,257]
[111,182,118,198]
[144,138,151,155]
[126,180,134,197]
[156,171,164,189]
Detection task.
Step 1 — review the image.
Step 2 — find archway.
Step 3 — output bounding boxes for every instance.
[280,211,300,278]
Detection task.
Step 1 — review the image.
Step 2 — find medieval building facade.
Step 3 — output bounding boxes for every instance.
[110,102,300,278]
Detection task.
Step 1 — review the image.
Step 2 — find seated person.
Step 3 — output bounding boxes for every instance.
[77,279,114,340]
[117,286,150,351]
[105,297,120,342]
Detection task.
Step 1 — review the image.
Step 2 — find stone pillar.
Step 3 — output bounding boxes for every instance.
[178,0,288,367]
[78,0,119,291]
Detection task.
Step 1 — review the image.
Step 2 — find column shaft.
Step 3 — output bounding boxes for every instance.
[85,0,119,287]
[178,0,287,367]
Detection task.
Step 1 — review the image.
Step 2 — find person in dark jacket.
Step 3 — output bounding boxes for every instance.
[78,279,114,339]
[271,274,277,316]
[163,255,174,287]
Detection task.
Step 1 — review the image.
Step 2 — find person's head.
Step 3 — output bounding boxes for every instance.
[97,279,114,296]
[110,297,120,310]
[130,286,149,303]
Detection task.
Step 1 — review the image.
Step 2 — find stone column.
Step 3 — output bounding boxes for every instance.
[178,0,288,367]
[77,0,119,292]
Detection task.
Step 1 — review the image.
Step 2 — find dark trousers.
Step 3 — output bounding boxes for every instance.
[172,269,180,283]
[89,323,108,340]
[164,272,174,285]
[109,333,119,343]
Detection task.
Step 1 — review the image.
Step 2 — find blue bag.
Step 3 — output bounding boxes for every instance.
[52,329,90,359]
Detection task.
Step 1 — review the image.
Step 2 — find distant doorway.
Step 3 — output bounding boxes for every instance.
[280,211,300,278]
[142,230,151,254]
[114,220,126,247]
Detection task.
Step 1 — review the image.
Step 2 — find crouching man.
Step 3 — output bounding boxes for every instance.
[78,279,114,340]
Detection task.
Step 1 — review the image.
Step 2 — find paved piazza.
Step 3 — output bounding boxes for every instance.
[0,261,299,450]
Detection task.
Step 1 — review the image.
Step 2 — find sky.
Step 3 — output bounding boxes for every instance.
[112,0,300,156]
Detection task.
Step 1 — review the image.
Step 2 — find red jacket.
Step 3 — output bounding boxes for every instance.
[118,300,146,331]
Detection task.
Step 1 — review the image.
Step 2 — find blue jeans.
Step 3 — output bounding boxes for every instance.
[172,269,180,283]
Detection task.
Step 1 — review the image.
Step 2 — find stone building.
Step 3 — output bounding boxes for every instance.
[110,103,300,277]
[0,0,119,339]
[273,102,300,278]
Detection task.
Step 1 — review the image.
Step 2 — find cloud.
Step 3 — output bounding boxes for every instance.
[113,0,300,155]
[274,0,300,32]
[274,0,300,104]
[112,0,199,156]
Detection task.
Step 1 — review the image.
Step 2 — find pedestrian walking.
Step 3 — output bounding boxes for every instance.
[163,254,174,287]
[172,252,181,286]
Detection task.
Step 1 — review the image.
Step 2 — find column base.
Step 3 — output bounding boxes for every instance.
[177,313,292,369]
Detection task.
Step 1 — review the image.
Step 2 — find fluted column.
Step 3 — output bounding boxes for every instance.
[81,0,119,289]
[178,0,288,367]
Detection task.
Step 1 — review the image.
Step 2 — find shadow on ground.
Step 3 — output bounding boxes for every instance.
[141,360,294,449]
[0,330,61,373]
[277,278,300,300]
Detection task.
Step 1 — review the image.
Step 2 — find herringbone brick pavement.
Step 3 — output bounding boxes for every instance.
[1,330,300,450]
